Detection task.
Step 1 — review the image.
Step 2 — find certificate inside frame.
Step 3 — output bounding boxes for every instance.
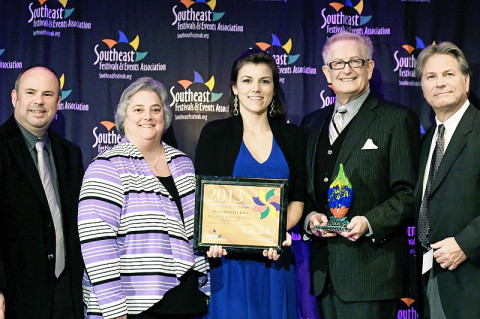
[194,175,288,253]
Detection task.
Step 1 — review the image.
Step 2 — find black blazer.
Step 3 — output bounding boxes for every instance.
[195,115,306,203]
[302,93,420,301]
[415,103,480,319]
[0,116,84,319]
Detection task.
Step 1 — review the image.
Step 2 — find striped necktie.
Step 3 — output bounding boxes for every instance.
[329,105,347,144]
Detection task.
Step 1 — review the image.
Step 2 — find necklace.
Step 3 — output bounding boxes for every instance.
[151,153,161,171]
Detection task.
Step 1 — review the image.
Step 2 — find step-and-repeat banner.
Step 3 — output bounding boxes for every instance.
[1,1,479,318]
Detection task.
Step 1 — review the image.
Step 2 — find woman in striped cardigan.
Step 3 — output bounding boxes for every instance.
[78,77,210,319]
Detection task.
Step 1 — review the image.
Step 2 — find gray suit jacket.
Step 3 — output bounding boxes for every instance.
[302,93,420,301]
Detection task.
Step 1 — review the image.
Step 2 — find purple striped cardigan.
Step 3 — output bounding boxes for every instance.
[78,138,209,319]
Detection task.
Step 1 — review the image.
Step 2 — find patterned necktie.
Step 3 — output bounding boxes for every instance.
[418,124,445,249]
[329,105,348,144]
[36,141,65,277]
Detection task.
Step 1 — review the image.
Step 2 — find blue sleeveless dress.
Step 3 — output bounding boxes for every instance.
[204,137,298,319]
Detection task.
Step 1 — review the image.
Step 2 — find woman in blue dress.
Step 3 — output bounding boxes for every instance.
[195,48,306,319]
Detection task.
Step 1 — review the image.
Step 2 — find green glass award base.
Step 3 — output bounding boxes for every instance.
[315,217,350,232]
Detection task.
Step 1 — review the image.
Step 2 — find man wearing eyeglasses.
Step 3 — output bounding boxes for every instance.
[301,31,420,318]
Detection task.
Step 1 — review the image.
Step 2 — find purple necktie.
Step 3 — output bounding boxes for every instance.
[36,141,65,277]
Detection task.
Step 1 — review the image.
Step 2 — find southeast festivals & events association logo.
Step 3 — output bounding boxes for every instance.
[28,0,91,37]
[172,0,244,40]
[320,0,390,36]
[93,30,167,80]
[92,121,121,154]
[255,34,317,82]
[57,73,89,111]
[394,36,429,87]
[170,71,228,122]
[0,49,23,69]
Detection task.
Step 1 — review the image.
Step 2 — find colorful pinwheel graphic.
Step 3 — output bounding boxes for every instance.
[102,30,148,62]
[402,36,426,55]
[38,0,75,18]
[180,0,225,21]
[329,0,372,26]
[207,229,222,238]
[59,74,71,101]
[252,189,280,219]
[177,71,223,102]
[256,34,300,65]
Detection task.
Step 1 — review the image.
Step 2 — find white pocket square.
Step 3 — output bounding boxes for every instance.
[361,138,378,150]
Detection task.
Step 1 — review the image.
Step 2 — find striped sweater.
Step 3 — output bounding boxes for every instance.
[78,139,209,319]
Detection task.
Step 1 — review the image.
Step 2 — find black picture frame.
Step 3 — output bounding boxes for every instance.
[194,175,288,253]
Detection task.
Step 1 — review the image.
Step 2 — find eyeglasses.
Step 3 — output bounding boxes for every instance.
[327,59,370,70]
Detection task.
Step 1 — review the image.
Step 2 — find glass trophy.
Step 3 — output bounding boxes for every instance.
[317,163,352,232]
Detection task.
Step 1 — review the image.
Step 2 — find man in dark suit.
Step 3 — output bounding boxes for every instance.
[0,66,84,319]
[301,31,419,318]
[415,42,480,319]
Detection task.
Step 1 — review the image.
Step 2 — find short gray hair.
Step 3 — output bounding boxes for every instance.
[415,41,471,80]
[322,31,373,64]
[115,77,172,135]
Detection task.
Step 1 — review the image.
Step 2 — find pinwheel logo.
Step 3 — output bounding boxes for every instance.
[59,74,71,101]
[170,71,223,106]
[206,228,222,239]
[394,36,432,90]
[321,0,372,29]
[252,189,280,219]
[28,0,75,23]
[401,36,426,56]
[394,36,427,73]
[173,0,225,26]
[94,30,148,66]
[256,34,300,66]
[57,72,90,111]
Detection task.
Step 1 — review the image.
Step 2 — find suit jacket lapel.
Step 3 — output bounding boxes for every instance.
[4,116,51,213]
[334,93,377,176]
[430,104,475,195]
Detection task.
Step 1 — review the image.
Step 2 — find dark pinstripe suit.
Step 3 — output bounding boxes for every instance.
[302,93,420,305]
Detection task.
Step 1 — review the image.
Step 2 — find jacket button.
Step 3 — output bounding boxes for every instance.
[48,222,53,227]
[48,254,54,260]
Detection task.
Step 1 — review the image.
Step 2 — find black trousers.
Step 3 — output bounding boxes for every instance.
[51,268,77,319]
[317,275,397,319]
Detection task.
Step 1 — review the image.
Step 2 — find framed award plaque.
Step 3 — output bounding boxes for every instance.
[194,175,288,253]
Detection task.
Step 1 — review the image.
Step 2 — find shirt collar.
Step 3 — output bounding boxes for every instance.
[334,89,369,114]
[334,89,370,124]
[435,99,470,137]
[15,119,51,153]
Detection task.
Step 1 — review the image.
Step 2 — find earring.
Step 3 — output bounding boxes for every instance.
[233,95,239,116]
[269,100,275,117]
